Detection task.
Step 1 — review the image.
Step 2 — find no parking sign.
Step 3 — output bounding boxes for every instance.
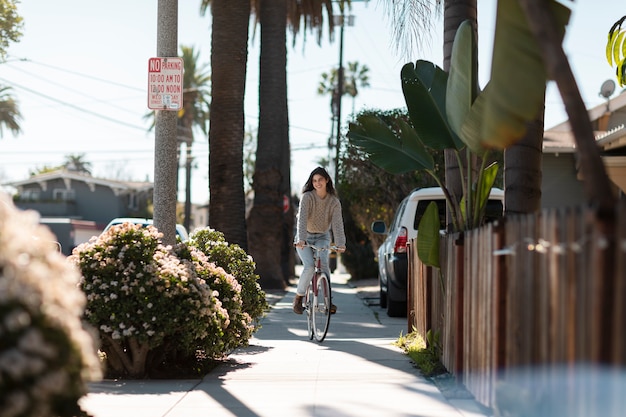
[147,57,183,110]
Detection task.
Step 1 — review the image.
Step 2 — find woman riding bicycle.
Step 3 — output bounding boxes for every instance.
[293,167,346,315]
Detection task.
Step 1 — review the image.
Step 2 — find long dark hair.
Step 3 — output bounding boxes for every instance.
[302,166,336,195]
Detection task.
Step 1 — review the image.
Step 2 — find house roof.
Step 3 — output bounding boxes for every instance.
[5,170,153,194]
[543,90,626,153]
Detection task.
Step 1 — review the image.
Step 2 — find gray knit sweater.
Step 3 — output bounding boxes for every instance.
[296,191,346,247]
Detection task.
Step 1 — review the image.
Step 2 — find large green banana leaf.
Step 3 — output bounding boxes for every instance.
[347,114,434,174]
[417,201,440,268]
[481,0,571,148]
[401,61,463,151]
[446,20,479,144]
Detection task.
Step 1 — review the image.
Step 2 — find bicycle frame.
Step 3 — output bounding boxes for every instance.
[302,244,334,342]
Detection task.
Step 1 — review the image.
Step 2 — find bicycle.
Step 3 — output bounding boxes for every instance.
[301,244,337,342]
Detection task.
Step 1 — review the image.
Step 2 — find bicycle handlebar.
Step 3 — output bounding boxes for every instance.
[294,243,341,252]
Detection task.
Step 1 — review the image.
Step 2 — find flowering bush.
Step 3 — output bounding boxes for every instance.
[70,223,228,378]
[71,223,268,379]
[187,228,268,327]
[0,193,101,417]
[174,245,252,354]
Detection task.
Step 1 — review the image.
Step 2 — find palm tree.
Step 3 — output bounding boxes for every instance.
[63,153,91,175]
[178,45,211,230]
[318,61,370,115]
[247,0,336,289]
[517,0,614,213]
[143,46,210,230]
[200,0,251,250]
[0,86,21,138]
[247,0,290,289]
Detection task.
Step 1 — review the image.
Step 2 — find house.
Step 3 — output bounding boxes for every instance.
[5,170,154,254]
[542,88,626,208]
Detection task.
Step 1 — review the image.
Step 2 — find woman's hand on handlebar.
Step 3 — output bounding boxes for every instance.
[335,246,346,253]
[294,240,305,249]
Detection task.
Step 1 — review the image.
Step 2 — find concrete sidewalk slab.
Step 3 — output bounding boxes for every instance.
[80,272,491,417]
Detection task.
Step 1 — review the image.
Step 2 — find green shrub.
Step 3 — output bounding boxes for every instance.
[174,244,252,354]
[187,228,268,327]
[395,328,446,377]
[0,194,101,417]
[71,223,229,378]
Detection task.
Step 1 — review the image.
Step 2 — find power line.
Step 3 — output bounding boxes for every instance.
[7,57,144,92]
[4,63,142,115]
[0,76,147,131]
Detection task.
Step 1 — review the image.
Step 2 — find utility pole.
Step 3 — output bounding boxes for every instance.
[153,0,179,246]
[333,2,355,185]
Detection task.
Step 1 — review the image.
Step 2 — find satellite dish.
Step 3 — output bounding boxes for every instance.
[600,79,616,98]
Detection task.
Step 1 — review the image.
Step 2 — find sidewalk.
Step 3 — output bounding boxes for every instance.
[80,271,491,417]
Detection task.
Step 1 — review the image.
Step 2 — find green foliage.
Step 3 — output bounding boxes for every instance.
[481,0,570,148]
[417,202,440,268]
[71,223,231,377]
[339,203,378,280]
[71,224,269,379]
[394,328,446,377]
[0,0,23,59]
[339,108,442,250]
[607,15,626,87]
[187,227,269,327]
[0,193,101,416]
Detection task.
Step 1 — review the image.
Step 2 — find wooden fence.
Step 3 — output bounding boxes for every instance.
[407,202,626,414]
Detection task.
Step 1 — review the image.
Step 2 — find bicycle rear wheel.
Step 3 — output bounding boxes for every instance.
[305,283,314,340]
[312,273,331,342]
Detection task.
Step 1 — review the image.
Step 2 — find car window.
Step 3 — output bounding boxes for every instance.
[412,198,504,231]
[413,199,446,230]
[390,198,409,231]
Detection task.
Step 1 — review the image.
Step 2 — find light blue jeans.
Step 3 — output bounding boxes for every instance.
[295,232,331,296]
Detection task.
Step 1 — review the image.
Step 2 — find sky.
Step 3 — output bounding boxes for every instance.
[0,0,620,204]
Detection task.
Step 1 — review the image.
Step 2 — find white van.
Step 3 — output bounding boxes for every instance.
[371,187,504,317]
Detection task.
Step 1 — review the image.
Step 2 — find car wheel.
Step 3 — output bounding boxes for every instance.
[387,299,406,318]
[379,287,387,309]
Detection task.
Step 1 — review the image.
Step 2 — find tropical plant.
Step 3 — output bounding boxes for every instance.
[607,15,626,87]
[348,22,499,234]
[338,108,442,248]
[0,193,101,416]
[247,0,291,289]
[349,2,573,264]
[247,0,337,289]
[143,45,210,231]
[63,153,92,174]
[179,45,211,230]
[200,0,250,250]
[318,61,371,115]
[0,85,21,137]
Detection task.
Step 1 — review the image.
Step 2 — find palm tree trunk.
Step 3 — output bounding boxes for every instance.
[208,0,250,250]
[519,0,616,364]
[247,0,288,289]
[504,105,544,215]
[518,0,614,213]
[443,0,477,227]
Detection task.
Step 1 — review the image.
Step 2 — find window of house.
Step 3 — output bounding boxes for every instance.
[53,188,76,201]
[128,193,138,210]
[21,189,40,201]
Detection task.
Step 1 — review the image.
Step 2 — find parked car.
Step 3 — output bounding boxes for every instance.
[371,187,504,317]
[103,217,189,242]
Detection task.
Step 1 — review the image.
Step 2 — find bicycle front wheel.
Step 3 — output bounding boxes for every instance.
[312,273,331,342]
[305,282,314,340]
